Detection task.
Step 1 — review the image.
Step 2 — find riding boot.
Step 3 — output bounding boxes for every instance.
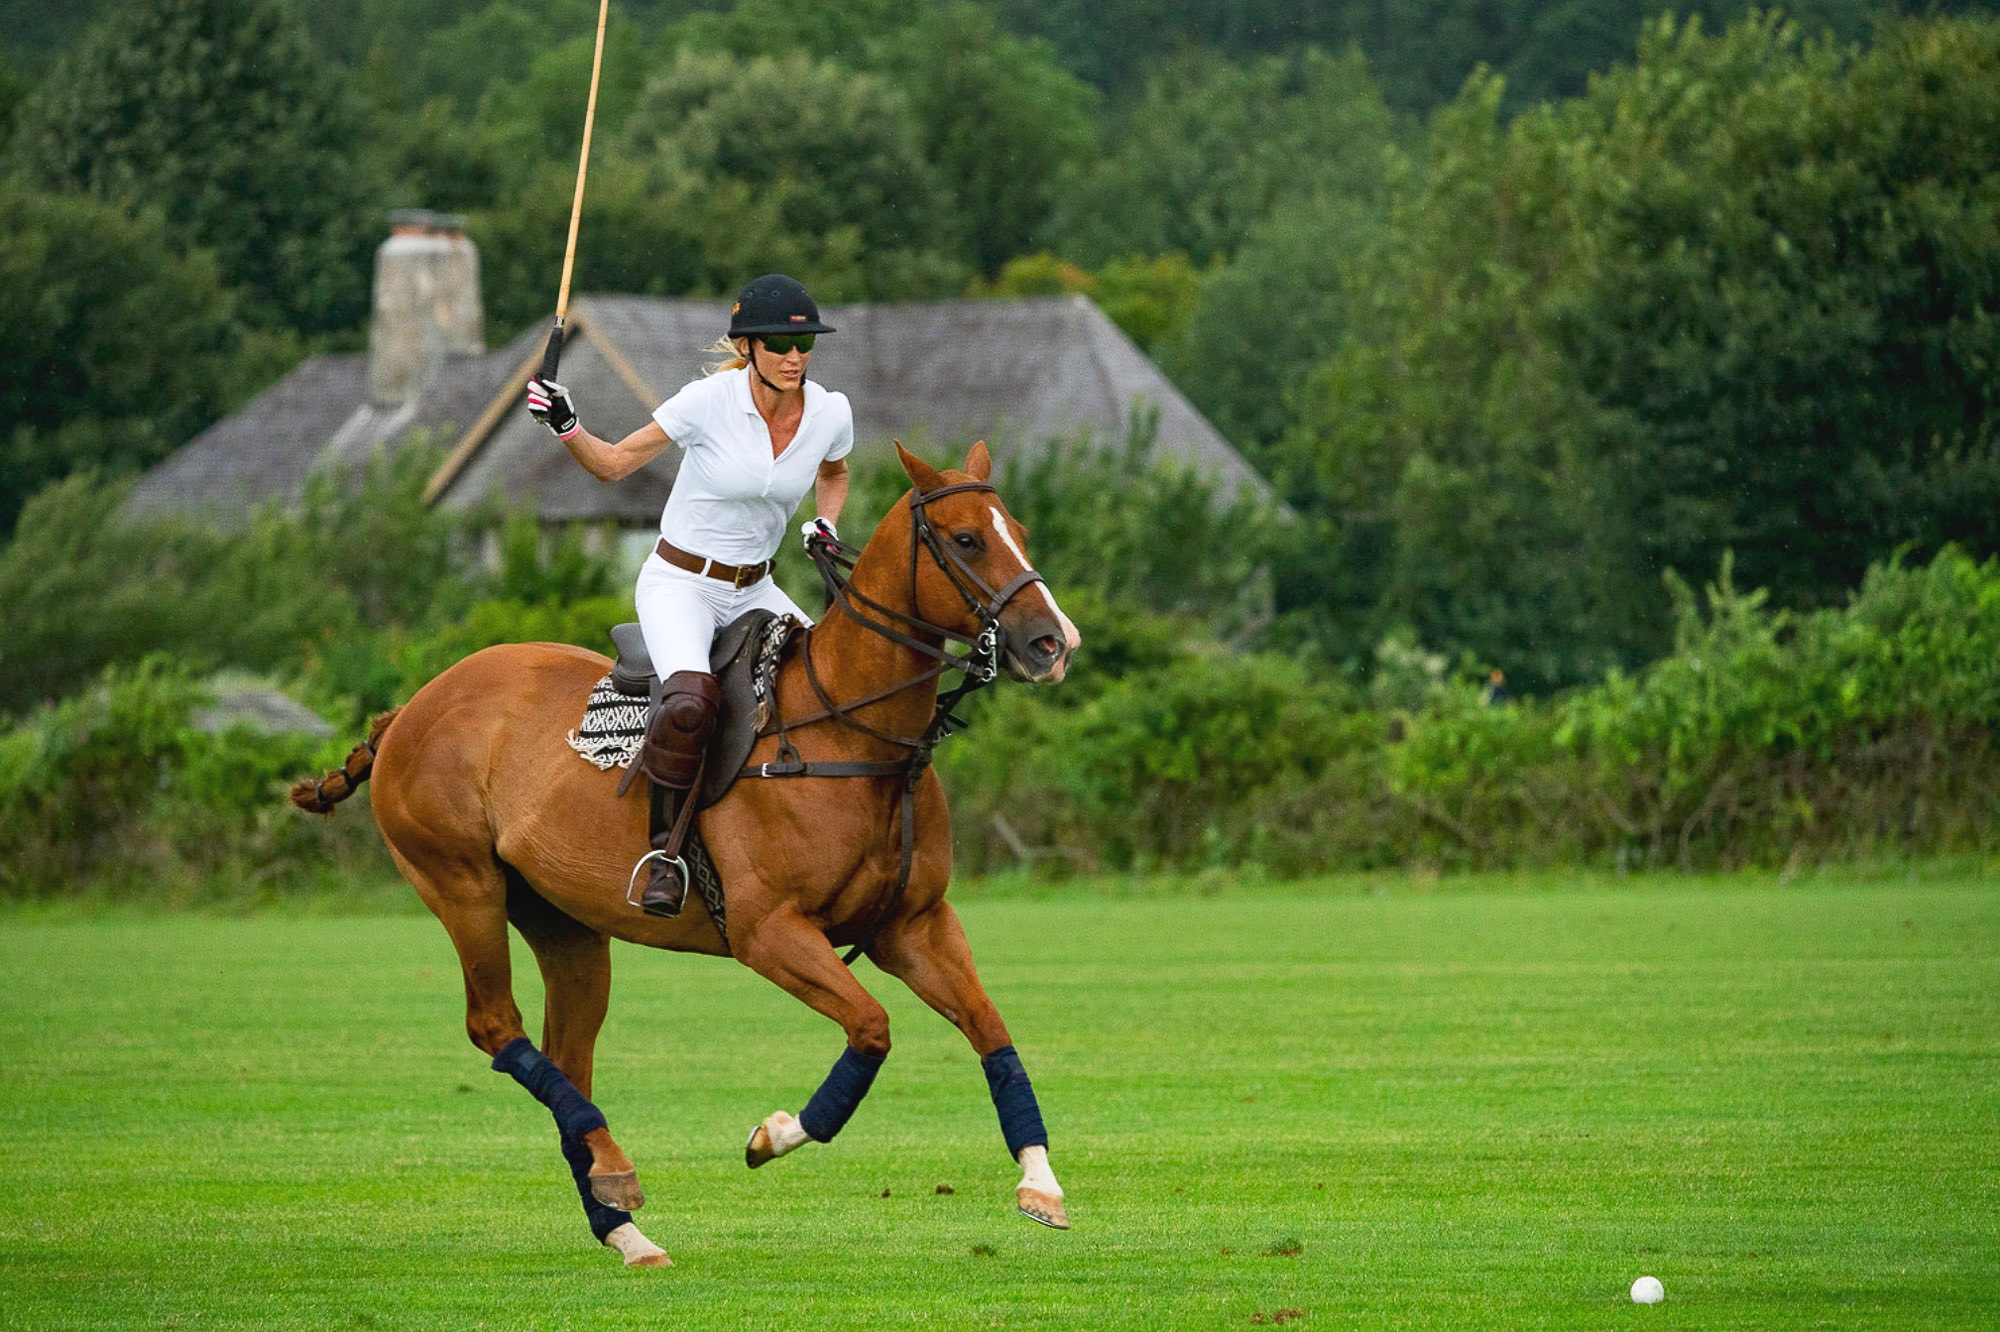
[624,670,722,918]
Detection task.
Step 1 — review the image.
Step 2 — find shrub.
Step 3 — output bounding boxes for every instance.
[0,657,392,902]
[942,545,2000,877]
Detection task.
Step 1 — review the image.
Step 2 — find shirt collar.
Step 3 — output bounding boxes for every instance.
[732,366,823,421]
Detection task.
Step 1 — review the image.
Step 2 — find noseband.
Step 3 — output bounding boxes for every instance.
[906,480,1051,668]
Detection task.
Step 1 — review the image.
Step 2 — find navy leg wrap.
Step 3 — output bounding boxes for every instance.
[982,1045,1048,1158]
[491,1038,610,1144]
[797,1045,886,1143]
[493,1039,624,1241]
[559,1128,633,1242]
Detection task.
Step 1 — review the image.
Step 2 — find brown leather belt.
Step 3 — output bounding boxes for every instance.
[655,538,772,588]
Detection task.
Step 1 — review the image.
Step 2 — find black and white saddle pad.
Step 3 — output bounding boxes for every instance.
[567,675,648,771]
[565,674,728,940]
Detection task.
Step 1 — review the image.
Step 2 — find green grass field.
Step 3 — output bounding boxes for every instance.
[1,873,1995,1329]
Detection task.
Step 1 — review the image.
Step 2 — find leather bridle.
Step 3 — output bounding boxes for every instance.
[741,478,1052,962]
[792,479,1049,752]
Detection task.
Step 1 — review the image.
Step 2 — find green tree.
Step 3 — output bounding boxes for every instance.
[663,0,1098,277]
[355,1,606,218]
[0,475,335,716]
[1562,13,2000,610]
[987,419,1287,634]
[462,4,654,164]
[873,4,1097,277]
[471,153,714,335]
[1160,191,1385,456]
[0,183,247,532]
[609,48,966,300]
[0,0,115,66]
[971,251,1095,297]
[985,0,1359,91]
[11,0,383,336]
[1045,45,1397,268]
[986,0,1912,109]
[0,443,483,719]
[668,0,912,61]
[0,51,26,157]
[1288,12,2000,689]
[969,251,1204,352]
[1041,46,1397,460]
[1496,0,1893,104]
[1089,254,1206,351]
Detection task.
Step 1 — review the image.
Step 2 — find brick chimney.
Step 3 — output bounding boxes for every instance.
[367,209,483,406]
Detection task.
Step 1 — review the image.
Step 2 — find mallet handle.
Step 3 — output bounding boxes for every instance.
[541,320,567,383]
[543,0,610,380]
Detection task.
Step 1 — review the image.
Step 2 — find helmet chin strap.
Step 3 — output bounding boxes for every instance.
[747,338,789,395]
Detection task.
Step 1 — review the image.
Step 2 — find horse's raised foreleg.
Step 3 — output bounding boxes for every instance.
[509,877,669,1267]
[733,901,894,1168]
[868,900,1069,1229]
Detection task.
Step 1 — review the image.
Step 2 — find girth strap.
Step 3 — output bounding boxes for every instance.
[744,758,913,779]
[741,755,925,964]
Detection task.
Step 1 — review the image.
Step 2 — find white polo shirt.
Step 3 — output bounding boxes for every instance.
[651,368,854,565]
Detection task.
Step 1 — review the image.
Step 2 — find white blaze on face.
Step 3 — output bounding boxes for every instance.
[988,505,1081,676]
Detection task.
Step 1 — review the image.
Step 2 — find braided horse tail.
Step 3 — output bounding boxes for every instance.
[289,709,401,813]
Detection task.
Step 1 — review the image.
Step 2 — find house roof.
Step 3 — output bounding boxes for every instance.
[128,294,1271,527]
[122,335,532,522]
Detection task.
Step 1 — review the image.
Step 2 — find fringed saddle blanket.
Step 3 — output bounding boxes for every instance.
[567,677,649,771]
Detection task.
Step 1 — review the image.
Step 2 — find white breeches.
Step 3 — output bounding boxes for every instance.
[633,554,810,679]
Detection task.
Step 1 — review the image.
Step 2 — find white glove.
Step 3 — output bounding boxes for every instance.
[800,516,839,552]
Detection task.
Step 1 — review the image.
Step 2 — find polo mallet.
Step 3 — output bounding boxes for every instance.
[541,0,612,383]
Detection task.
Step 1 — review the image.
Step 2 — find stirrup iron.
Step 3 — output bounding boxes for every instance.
[626,849,689,916]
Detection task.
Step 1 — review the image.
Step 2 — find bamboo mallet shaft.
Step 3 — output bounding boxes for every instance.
[541,0,612,381]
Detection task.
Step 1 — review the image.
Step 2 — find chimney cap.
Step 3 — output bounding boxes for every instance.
[387,207,469,236]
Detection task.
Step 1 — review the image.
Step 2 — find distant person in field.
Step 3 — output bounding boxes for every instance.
[524,274,852,918]
[1482,668,1511,706]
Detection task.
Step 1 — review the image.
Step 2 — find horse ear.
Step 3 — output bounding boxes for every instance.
[964,440,991,481]
[896,441,944,494]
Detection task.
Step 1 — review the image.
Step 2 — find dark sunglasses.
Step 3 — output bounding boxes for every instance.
[760,333,816,355]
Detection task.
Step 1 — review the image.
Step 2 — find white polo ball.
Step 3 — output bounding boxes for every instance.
[1630,1275,1665,1304]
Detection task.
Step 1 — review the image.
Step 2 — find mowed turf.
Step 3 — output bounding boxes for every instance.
[0,874,1995,1330]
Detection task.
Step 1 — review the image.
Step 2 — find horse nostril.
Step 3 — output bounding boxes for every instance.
[1032,635,1062,661]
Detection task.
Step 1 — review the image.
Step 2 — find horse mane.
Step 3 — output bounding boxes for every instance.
[289,708,401,814]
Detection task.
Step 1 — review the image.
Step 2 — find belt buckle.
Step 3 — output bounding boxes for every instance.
[734,564,757,589]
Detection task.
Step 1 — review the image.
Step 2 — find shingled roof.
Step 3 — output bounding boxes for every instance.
[129,293,1270,527]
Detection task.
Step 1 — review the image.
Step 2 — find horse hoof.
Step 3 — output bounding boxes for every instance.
[590,1170,645,1211]
[1017,1187,1070,1230]
[746,1110,806,1168]
[603,1221,672,1268]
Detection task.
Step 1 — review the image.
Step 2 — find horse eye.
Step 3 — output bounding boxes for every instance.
[954,532,977,550]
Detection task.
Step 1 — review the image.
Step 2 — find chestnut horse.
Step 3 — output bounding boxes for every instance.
[293,443,1079,1267]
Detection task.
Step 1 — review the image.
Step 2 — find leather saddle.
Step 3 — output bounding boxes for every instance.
[607,611,794,809]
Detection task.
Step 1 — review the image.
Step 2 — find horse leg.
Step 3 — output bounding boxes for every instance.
[732,902,894,1168]
[397,848,646,1256]
[507,874,670,1268]
[868,900,1070,1230]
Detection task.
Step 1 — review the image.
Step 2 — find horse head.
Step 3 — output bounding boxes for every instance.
[888,441,1080,684]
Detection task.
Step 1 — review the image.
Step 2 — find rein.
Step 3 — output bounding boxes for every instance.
[741,480,1047,962]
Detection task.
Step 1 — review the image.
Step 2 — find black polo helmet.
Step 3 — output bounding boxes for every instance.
[727,274,835,337]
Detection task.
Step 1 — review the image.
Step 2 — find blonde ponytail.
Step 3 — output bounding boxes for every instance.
[703,335,749,376]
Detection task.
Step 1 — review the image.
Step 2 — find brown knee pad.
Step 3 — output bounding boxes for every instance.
[632,670,722,790]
